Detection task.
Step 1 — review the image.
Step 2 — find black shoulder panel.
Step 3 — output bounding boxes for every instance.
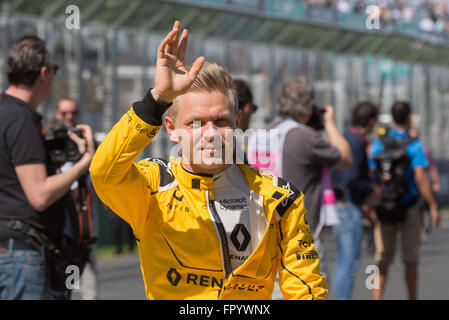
[145,158,175,189]
[275,177,301,217]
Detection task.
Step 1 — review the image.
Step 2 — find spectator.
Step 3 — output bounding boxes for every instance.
[251,77,352,234]
[48,98,99,300]
[112,215,135,255]
[409,125,440,237]
[331,101,381,300]
[409,125,440,195]
[56,97,79,128]
[369,101,440,300]
[233,79,258,165]
[337,0,352,13]
[248,77,352,287]
[0,36,95,299]
[233,79,258,132]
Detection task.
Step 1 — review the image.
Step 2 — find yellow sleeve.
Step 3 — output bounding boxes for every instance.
[277,192,328,300]
[90,106,162,238]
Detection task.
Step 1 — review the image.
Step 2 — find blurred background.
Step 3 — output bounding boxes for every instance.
[1,0,448,288]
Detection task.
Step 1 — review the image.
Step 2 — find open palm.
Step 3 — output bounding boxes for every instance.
[152,21,205,103]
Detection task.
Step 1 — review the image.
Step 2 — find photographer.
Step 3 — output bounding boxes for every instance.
[249,76,352,234]
[248,78,351,291]
[41,98,99,300]
[0,36,95,299]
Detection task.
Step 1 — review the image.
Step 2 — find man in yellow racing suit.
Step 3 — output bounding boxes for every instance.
[90,21,327,300]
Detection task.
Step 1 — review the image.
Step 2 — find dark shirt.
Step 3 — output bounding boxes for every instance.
[332,127,373,206]
[0,93,66,242]
[282,124,341,233]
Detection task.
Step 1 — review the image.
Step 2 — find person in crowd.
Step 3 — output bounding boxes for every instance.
[331,101,381,300]
[248,77,352,290]
[233,79,258,165]
[47,98,99,300]
[409,124,441,237]
[233,79,258,132]
[369,101,440,300]
[90,21,327,300]
[112,214,135,255]
[0,36,95,299]
[251,77,352,235]
[56,97,80,128]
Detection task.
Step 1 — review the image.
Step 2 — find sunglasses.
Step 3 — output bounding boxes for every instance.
[46,64,59,75]
[61,111,78,116]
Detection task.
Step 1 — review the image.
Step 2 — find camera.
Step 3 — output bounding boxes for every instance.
[45,122,83,164]
[306,104,326,130]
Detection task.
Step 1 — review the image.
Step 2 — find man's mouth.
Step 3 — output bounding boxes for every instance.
[201,145,216,151]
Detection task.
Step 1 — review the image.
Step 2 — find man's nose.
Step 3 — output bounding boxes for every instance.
[202,121,217,142]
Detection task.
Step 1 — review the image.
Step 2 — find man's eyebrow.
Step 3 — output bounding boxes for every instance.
[184,112,232,123]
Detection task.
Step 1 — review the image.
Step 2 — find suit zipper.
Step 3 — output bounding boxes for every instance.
[205,190,232,282]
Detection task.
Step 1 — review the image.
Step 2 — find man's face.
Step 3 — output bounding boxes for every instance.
[56,99,79,127]
[165,90,240,175]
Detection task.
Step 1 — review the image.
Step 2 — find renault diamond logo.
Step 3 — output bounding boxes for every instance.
[230,224,251,251]
[166,268,181,286]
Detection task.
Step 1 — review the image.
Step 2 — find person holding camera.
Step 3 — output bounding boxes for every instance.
[45,97,99,300]
[248,77,352,296]
[249,77,352,235]
[0,36,95,299]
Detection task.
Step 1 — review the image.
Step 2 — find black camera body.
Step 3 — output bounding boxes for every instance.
[306,105,326,130]
[45,123,83,165]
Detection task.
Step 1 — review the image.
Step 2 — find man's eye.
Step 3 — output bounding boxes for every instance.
[215,119,230,126]
[188,121,201,128]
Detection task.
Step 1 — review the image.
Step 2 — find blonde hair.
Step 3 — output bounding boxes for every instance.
[166,61,237,118]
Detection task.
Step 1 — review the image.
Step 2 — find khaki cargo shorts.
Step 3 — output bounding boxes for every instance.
[374,203,421,265]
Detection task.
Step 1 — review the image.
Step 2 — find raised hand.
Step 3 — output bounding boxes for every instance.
[151,21,205,103]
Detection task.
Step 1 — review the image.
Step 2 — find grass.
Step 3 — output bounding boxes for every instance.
[96,245,118,258]
[95,245,137,259]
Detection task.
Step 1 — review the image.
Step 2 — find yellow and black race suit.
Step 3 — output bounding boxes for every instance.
[90,92,328,300]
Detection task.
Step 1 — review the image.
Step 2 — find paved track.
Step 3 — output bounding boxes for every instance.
[75,215,449,300]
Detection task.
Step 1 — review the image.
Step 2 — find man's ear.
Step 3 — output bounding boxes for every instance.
[164,116,179,143]
[234,109,241,129]
[39,66,51,84]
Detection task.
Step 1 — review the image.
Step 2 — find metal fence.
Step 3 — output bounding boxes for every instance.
[2,15,449,159]
[2,11,449,246]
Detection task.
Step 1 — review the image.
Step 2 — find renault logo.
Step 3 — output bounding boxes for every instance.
[230,224,251,251]
[166,268,181,286]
